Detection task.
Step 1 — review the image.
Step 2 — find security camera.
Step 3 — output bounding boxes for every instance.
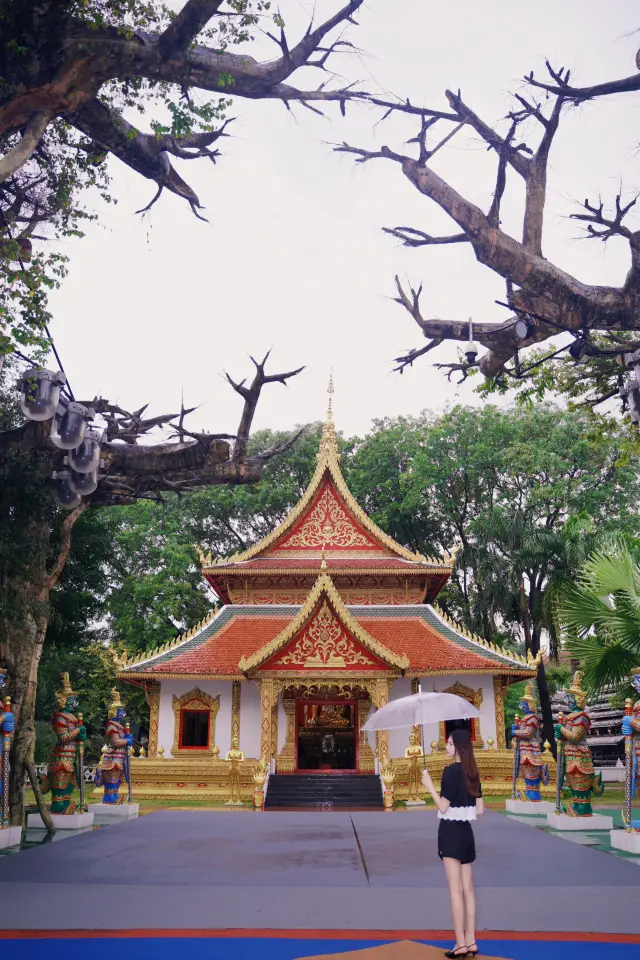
[463,341,480,365]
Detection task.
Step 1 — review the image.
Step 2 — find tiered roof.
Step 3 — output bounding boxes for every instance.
[118,574,535,681]
[201,391,451,605]
[117,383,535,684]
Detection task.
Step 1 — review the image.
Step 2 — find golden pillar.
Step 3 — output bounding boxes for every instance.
[145,683,160,757]
[260,679,275,763]
[270,698,279,759]
[493,676,507,749]
[357,699,375,773]
[277,699,297,773]
[231,680,241,747]
[373,679,391,764]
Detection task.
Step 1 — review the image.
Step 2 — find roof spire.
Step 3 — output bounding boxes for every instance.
[318,369,340,461]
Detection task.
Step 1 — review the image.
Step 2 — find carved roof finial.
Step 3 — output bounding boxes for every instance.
[318,369,339,462]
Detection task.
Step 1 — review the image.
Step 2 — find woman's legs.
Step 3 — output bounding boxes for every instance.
[461,862,476,947]
[442,857,466,949]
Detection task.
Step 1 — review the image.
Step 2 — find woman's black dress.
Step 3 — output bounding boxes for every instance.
[437,761,482,865]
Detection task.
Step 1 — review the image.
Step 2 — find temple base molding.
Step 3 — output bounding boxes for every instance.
[0,826,21,849]
[120,757,260,803]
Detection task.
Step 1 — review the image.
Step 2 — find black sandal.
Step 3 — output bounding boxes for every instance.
[444,948,469,958]
[466,944,479,957]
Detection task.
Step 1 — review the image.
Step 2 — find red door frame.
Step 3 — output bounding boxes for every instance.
[294,699,359,774]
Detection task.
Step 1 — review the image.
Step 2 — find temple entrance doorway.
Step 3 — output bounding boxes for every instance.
[296,700,357,772]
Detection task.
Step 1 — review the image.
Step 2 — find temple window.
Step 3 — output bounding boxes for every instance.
[180,709,210,749]
[171,687,220,758]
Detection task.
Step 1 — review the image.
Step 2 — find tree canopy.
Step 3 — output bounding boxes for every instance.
[1,0,366,358]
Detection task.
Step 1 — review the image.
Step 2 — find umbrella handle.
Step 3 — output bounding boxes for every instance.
[420,724,427,769]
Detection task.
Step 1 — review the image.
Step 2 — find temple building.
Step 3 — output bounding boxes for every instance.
[117,389,538,804]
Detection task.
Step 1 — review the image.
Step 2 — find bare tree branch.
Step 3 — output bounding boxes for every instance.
[225,351,305,464]
[1,355,305,503]
[527,58,640,101]
[0,112,52,183]
[383,226,467,247]
[158,0,226,59]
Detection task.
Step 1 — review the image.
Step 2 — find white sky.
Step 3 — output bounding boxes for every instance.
[47,0,640,439]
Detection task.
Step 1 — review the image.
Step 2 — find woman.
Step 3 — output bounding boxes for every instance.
[421,728,483,959]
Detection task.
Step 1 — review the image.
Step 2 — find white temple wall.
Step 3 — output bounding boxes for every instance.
[157,679,233,758]
[239,681,262,759]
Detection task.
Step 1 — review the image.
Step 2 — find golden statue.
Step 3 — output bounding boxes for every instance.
[252,756,269,811]
[317,704,351,728]
[224,736,245,805]
[381,760,395,810]
[404,730,425,802]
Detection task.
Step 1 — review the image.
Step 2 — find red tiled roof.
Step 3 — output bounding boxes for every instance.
[152,617,289,674]
[125,607,524,677]
[362,618,502,673]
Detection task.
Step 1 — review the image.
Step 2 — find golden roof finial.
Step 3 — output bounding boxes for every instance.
[318,369,339,462]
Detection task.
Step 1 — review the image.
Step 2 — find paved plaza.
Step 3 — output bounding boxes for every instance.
[1,810,640,957]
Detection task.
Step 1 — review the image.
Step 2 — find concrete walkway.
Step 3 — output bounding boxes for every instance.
[0,810,638,934]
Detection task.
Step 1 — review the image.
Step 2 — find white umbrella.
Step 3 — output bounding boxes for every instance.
[362,691,480,733]
[363,691,481,769]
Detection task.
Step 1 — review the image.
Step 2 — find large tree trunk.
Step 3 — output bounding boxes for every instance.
[2,520,50,827]
[1,506,84,827]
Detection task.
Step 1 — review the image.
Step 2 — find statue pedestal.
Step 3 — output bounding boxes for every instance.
[0,826,22,849]
[27,811,94,830]
[406,799,427,806]
[610,830,640,855]
[505,799,554,815]
[91,803,139,819]
[546,812,613,831]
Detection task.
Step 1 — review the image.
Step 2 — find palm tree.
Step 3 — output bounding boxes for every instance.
[557,539,640,693]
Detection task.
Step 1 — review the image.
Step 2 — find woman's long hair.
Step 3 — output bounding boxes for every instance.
[450,728,481,797]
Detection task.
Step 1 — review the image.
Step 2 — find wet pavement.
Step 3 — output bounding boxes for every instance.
[0,809,639,935]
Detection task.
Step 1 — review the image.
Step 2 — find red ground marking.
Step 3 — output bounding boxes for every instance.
[1,930,639,943]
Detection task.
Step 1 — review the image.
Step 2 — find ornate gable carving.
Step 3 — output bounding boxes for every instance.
[264,599,385,670]
[272,481,379,552]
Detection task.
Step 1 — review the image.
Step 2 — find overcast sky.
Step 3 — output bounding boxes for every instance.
[47,0,640,440]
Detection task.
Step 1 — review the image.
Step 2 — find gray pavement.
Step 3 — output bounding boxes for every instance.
[0,810,638,933]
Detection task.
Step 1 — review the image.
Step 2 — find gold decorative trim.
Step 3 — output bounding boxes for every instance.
[145,683,160,757]
[357,699,375,773]
[493,676,507,749]
[118,672,244,681]
[204,566,447,576]
[171,687,220,758]
[117,607,220,672]
[200,416,448,566]
[431,604,536,671]
[277,699,296,773]
[238,574,409,672]
[231,681,241,746]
